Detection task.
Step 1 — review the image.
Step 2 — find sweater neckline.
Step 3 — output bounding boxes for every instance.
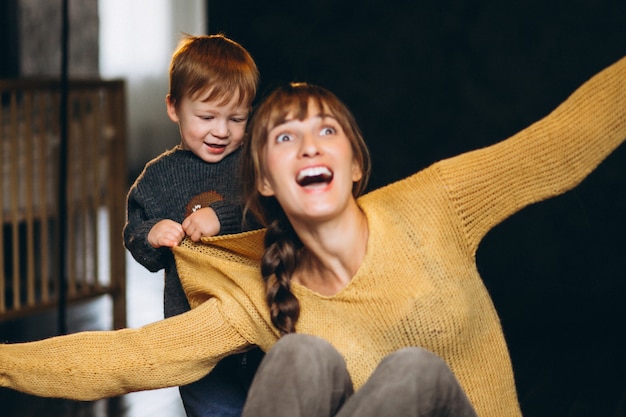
[290,201,375,299]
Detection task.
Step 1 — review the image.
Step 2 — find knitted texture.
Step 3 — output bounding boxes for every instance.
[1,57,625,417]
[123,146,253,317]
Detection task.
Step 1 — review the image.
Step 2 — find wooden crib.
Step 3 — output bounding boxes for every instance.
[1,79,127,329]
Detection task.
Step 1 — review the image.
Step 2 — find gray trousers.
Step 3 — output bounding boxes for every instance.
[242,334,478,417]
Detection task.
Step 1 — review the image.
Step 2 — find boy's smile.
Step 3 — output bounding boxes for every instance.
[166,93,249,163]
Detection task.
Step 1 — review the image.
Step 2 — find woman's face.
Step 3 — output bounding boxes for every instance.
[257,101,363,224]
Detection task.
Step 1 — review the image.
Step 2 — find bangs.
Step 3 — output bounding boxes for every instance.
[192,84,248,107]
[262,88,339,135]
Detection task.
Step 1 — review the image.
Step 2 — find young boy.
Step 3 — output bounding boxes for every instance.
[123,34,263,417]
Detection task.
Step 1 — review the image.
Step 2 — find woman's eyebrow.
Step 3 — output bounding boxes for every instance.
[317,112,337,120]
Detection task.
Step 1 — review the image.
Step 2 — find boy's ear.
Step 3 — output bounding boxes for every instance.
[165,95,179,123]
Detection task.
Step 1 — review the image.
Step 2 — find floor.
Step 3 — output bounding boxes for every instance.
[0,255,187,417]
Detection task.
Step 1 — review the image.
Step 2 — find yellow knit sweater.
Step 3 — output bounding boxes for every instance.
[1,57,625,417]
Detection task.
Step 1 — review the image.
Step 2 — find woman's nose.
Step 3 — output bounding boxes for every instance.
[299,133,321,157]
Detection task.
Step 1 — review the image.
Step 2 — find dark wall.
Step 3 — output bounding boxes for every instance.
[208,2,626,416]
[210,0,625,187]
[0,0,20,78]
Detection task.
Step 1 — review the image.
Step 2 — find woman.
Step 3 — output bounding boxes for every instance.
[1,56,625,417]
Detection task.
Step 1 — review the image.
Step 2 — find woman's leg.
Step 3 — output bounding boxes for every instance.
[336,347,477,417]
[242,334,354,417]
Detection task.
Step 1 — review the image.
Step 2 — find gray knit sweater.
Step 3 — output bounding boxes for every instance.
[123,146,257,317]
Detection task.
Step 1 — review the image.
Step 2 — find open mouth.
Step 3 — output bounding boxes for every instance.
[204,142,227,154]
[296,166,334,187]
[205,142,226,149]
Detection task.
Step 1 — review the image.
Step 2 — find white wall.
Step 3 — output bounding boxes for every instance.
[99,0,206,180]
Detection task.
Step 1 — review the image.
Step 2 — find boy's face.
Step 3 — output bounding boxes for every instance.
[166,93,249,163]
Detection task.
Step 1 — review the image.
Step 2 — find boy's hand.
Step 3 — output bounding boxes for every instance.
[148,219,185,248]
[182,207,221,241]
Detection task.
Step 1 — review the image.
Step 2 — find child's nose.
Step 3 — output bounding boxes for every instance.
[211,120,229,138]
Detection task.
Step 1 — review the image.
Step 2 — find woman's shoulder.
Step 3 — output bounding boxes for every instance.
[358,164,443,207]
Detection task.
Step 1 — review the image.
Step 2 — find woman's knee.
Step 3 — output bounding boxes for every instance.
[380,347,455,382]
[255,334,353,399]
[269,333,341,361]
[385,346,443,365]
[349,348,476,417]
[245,335,354,417]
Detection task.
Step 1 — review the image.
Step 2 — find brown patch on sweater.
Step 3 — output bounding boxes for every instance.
[185,191,224,217]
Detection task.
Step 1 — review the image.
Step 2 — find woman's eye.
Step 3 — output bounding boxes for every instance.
[275,133,292,143]
[321,127,336,136]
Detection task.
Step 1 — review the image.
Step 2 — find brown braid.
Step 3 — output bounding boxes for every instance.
[261,213,302,336]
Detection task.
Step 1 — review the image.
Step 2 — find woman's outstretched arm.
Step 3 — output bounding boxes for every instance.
[0,298,249,400]
[435,56,626,253]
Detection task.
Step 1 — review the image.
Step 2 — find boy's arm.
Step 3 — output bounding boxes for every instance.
[123,187,172,272]
[182,208,221,240]
[209,199,260,235]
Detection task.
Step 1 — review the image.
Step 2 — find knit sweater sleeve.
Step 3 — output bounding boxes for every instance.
[209,199,246,235]
[123,183,171,272]
[434,56,626,254]
[0,298,250,401]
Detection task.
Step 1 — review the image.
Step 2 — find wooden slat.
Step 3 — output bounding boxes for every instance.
[36,90,51,303]
[0,92,5,313]
[50,90,61,303]
[9,91,21,309]
[108,81,128,330]
[65,91,77,297]
[90,89,102,291]
[23,91,36,306]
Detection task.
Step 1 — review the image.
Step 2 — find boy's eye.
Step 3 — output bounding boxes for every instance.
[231,117,246,123]
[200,115,214,120]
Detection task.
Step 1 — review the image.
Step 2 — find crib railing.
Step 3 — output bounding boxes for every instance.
[0,79,127,329]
